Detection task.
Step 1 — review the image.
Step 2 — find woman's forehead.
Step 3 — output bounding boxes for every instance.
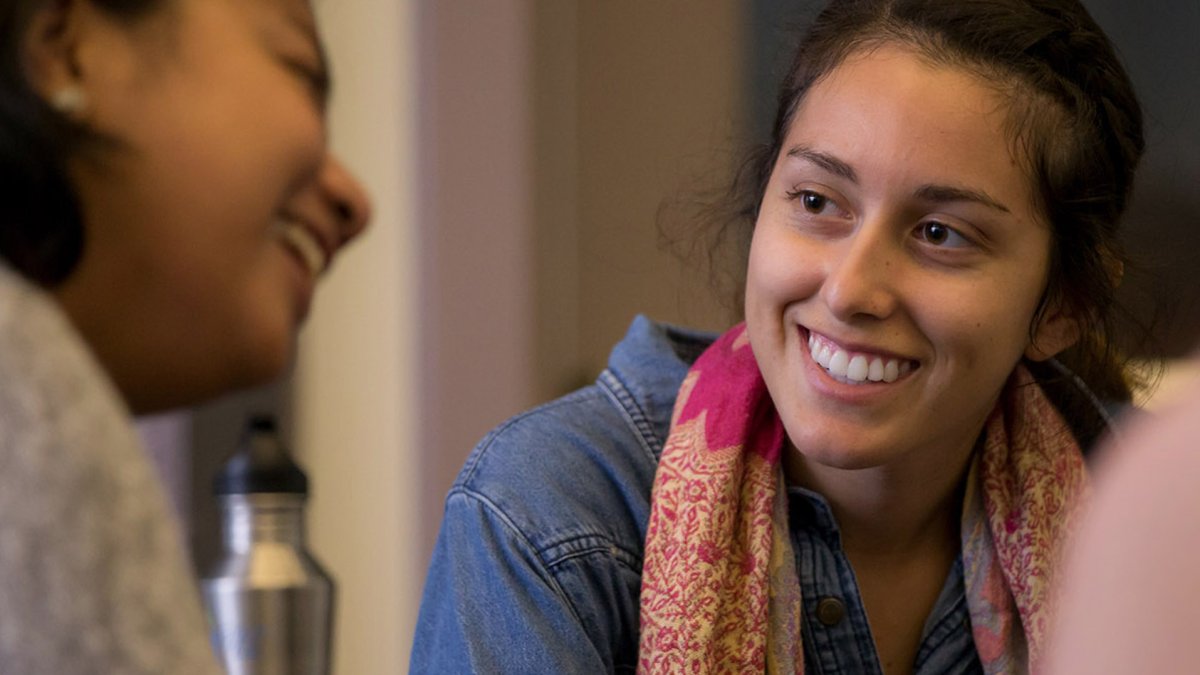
[793,47,1015,161]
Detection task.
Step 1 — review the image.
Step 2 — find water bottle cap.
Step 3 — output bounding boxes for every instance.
[213,415,309,495]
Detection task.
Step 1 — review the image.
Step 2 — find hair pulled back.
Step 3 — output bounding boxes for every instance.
[718,0,1145,437]
[0,0,163,285]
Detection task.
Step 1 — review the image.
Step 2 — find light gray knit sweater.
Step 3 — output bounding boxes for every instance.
[0,264,221,674]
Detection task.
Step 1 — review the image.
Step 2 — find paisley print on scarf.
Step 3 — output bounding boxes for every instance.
[637,324,1089,674]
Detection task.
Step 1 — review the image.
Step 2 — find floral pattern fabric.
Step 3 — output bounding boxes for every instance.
[637,324,1088,674]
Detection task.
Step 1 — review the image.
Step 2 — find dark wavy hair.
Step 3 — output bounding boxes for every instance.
[0,0,163,285]
[696,0,1146,443]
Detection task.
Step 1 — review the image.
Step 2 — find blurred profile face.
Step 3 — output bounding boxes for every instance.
[744,45,1075,479]
[43,0,370,412]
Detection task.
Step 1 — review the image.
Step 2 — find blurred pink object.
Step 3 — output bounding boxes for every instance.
[1047,358,1200,674]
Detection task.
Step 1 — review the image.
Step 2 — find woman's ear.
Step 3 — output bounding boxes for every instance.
[22,0,95,116]
[1025,299,1081,362]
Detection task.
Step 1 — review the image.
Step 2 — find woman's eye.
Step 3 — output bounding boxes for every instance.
[787,189,838,216]
[801,191,827,213]
[916,221,971,248]
[282,57,330,108]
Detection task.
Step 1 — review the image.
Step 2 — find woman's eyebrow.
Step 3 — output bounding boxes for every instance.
[914,184,1011,213]
[285,5,332,103]
[786,145,858,183]
[787,145,1012,214]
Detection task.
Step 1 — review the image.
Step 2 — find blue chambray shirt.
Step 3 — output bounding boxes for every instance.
[410,316,988,673]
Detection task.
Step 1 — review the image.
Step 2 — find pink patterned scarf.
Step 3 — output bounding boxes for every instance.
[637,324,1089,674]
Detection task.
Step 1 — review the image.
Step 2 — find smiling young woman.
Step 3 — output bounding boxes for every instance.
[411,1,1144,673]
[0,0,368,671]
[38,0,370,413]
[743,43,1085,673]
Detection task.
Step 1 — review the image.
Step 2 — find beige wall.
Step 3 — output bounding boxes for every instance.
[296,0,418,672]
[416,0,539,572]
[418,0,748,575]
[571,2,745,379]
[529,2,747,398]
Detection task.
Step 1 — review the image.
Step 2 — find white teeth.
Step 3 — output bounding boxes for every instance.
[828,350,849,378]
[868,358,884,382]
[806,331,913,385]
[277,221,326,278]
[883,360,900,383]
[847,355,869,382]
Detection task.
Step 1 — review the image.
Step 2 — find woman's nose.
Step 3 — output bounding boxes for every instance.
[819,229,898,322]
[319,155,372,246]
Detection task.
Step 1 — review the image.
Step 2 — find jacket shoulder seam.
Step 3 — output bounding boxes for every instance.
[444,486,589,628]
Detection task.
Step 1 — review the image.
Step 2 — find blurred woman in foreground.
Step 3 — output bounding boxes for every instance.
[0,0,369,671]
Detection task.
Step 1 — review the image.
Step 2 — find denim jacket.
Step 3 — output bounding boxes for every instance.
[410,316,1104,674]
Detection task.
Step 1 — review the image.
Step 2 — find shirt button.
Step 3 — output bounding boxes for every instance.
[816,597,846,627]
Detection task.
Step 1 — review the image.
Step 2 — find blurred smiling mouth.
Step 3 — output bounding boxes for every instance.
[274,219,328,279]
[806,330,918,385]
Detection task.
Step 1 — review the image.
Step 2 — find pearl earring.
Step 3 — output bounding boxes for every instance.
[50,85,88,116]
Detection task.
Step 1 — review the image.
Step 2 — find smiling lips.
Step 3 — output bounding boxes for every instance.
[274,219,328,278]
[807,330,917,384]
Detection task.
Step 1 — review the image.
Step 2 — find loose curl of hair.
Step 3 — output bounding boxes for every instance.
[688,0,1147,445]
[0,0,163,286]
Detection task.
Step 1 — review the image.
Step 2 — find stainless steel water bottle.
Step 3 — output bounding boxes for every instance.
[202,416,335,675]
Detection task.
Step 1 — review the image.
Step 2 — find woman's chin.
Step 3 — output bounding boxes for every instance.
[228,338,295,391]
[125,341,294,415]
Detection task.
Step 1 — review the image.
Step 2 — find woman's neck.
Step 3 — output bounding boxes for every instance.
[784,435,978,560]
